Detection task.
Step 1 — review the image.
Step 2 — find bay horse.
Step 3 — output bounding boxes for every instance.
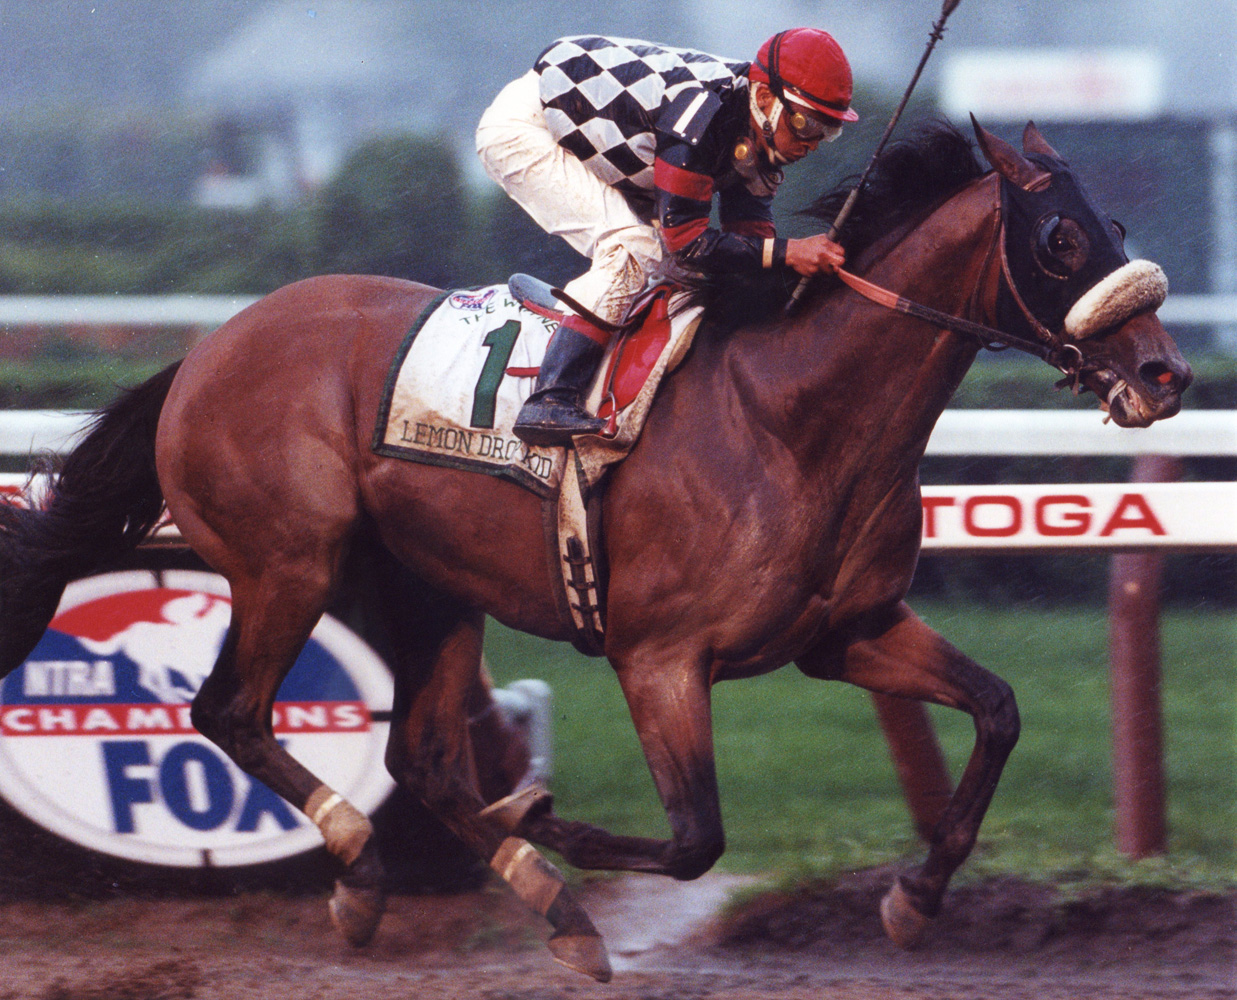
[0,121,1189,981]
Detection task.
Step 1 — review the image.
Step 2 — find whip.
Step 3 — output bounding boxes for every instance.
[785,0,964,313]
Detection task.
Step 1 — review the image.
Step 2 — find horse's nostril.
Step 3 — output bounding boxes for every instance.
[1140,361,1178,391]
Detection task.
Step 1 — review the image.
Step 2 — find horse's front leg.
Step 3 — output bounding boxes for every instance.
[517,649,724,880]
[798,602,1020,947]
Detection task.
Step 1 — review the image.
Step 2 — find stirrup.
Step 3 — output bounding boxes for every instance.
[514,397,606,446]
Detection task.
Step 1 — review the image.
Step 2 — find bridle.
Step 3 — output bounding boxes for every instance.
[816,172,1103,382]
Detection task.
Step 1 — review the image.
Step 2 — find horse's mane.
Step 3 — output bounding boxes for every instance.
[680,120,986,329]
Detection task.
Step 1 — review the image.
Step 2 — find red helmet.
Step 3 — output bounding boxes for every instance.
[751,28,858,124]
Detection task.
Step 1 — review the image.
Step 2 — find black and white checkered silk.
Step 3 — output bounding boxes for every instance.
[534,35,749,196]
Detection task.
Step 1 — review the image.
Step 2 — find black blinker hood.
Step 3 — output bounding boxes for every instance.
[996,153,1128,339]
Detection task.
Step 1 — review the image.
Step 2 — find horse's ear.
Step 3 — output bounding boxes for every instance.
[1022,121,1062,161]
[970,114,1051,191]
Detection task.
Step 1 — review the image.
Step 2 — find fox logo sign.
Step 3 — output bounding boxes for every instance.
[0,570,394,867]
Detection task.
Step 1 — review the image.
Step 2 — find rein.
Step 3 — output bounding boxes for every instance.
[823,178,1083,375]
[831,267,1056,363]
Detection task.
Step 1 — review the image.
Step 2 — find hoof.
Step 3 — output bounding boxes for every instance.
[329,881,386,947]
[548,931,612,982]
[880,879,931,949]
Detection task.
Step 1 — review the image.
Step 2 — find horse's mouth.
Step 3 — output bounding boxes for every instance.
[1083,366,1183,428]
[1056,268,1190,428]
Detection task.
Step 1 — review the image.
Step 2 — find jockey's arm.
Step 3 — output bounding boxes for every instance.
[654,138,781,273]
[654,138,844,277]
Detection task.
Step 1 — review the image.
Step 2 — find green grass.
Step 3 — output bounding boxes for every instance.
[482,603,1235,890]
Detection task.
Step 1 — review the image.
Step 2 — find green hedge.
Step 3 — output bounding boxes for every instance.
[952,354,1237,410]
[0,134,586,297]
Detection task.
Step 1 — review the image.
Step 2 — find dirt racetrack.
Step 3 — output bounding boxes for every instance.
[0,867,1232,1000]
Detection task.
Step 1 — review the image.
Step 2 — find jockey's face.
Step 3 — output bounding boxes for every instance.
[751,83,836,165]
[775,113,823,162]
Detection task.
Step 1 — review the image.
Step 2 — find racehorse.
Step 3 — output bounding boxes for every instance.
[0,121,1189,982]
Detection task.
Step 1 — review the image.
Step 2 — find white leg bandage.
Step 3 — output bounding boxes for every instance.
[305,785,372,867]
[490,835,564,916]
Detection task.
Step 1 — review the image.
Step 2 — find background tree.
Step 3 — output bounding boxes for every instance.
[315,135,467,287]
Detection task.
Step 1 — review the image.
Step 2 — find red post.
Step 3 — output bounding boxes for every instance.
[1107,454,1182,858]
[871,693,953,840]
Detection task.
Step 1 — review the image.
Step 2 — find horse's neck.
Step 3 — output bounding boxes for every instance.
[727,175,1000,474]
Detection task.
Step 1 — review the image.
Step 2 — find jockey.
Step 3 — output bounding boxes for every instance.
[477,29,857,446]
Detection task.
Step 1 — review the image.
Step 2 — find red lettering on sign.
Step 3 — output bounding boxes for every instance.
[1034,495,1092,536]
[82,707,121,732]
[963,496,1022,537]
[1099,492,1167,537]
[920,496,955,537]
[1,708,34,733]
[126,706,175,731]
[39,708,78,732]
[0,701,370,736]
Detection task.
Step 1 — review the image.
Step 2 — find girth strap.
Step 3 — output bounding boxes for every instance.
[833,267,1055,363]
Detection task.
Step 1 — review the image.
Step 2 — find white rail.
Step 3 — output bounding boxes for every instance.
[0,295,260,327]
[5,473,1231,551]
[1,410,1232,552]
[1156,294,1237,325]
[0,411,93,455]
[927,409,1237,456]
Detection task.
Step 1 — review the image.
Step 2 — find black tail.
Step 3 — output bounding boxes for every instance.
[0,361,181,673]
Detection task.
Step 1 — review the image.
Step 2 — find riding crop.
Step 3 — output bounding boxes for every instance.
[786,0,963,313]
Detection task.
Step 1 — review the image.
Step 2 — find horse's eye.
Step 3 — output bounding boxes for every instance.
[1111,218,1127,242]
[1035,215,1089,276]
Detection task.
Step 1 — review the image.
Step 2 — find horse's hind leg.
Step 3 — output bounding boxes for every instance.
[509,645,725,881]
[798,602,1020,948]
[382,593,611,982]
[190,567,386,946]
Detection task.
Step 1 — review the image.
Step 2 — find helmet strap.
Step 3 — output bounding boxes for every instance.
[754,31,791,166]
[749,85,788,166]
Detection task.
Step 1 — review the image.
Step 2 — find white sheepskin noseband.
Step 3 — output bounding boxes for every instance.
[1063,260,1168,339]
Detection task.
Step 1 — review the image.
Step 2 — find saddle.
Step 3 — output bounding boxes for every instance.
[373,276,703,655]
[508,272,679,439]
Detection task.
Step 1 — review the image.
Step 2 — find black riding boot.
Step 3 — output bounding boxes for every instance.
[513,318,609,446]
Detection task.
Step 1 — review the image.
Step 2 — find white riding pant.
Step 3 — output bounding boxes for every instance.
[476,70,664,326]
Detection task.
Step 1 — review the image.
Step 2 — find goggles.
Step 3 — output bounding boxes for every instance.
[784,102,843,143]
